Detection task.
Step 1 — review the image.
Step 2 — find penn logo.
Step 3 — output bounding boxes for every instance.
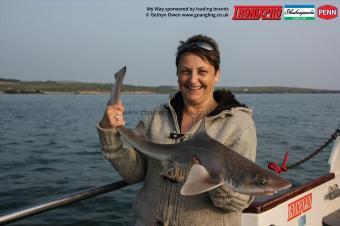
[318,5,338,20]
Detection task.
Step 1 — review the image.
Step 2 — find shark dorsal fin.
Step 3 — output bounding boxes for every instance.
[135,121,147,139]
[189,118,209,141]
[180,164,224,196]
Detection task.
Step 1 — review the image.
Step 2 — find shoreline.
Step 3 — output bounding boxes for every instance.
[1,79,340,95]
[0,91,158,95]
[1,91,340,95]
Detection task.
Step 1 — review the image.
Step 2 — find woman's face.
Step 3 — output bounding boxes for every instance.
[177,53,220,106]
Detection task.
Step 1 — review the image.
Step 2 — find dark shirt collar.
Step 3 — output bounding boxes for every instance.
[168,89,247,126]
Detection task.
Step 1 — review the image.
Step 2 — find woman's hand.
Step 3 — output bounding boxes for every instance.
[100,100,126,129]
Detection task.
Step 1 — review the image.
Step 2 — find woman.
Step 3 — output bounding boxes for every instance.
[97,34,257,226]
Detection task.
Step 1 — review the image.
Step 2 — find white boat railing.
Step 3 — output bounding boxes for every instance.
[329,136,340,174]
[0,180,129,225]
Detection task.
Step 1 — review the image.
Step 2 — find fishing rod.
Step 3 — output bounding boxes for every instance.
[0,180,129,225]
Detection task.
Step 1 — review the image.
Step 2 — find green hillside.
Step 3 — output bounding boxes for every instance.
[0,78,339,94]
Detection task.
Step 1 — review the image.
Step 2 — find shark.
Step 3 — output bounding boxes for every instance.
[110,66,292,196]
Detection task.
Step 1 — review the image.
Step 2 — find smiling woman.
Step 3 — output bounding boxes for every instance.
[176,36,221,133]
[177,53,220,133]
[97,34,257,226]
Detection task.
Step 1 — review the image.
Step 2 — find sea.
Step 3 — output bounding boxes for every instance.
[0,93,339,226]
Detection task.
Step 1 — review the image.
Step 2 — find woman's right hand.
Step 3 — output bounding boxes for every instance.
[100,100,126,129]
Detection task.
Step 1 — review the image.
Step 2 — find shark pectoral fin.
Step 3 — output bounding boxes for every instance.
[180,164,224,196]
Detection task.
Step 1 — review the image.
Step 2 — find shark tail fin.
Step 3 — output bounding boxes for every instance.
[180,164,224,196]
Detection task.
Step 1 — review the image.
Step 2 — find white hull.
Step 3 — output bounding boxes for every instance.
[242,137,340,226]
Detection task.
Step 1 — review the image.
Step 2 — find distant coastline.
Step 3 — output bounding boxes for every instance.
[1,78,340,94]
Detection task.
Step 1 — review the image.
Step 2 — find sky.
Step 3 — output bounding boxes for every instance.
[0,0,339,89]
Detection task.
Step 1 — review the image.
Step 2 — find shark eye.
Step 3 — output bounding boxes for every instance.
[255,176,268,185]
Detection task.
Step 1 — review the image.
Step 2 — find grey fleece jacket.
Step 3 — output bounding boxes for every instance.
[97,91,257,226]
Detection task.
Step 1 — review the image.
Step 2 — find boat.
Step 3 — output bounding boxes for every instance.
[242,133,340,226]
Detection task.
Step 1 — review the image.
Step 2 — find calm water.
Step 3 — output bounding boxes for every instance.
[0,93,339,226]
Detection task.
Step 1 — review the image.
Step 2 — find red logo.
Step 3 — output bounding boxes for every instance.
[233,5,282,20]
[287,193,312,221]
[318,5,338,20]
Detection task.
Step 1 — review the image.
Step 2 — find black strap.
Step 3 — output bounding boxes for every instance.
[170,132,184,139]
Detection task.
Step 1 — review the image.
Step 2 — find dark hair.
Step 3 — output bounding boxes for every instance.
[175,34,220,73]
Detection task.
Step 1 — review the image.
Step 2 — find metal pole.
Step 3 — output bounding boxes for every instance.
[0,180,128,225]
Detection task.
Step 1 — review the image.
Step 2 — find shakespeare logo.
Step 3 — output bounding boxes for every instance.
[287,193,312,221]
[318,5,338,20]
[232,6,282,20]
[284,5,315,20]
